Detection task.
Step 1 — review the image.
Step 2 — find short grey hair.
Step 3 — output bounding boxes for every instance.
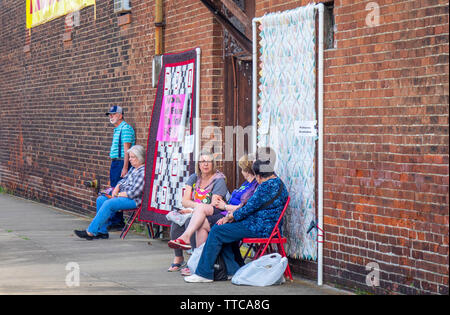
[127,145,145,164]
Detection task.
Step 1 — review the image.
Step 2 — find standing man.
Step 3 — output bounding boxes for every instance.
[106,105,136,230]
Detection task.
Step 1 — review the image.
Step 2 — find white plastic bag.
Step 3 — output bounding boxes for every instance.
[231,253,287,286]
[166,209,193,226]
[187,243,205,273]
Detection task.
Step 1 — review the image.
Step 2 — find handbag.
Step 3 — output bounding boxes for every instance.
[98,187,114,198]
[166,209,193,226]
[213,251,228,281]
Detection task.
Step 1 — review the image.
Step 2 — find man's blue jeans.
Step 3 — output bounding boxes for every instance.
[195,221,259,280]
[87,196,136,236]
[108,160,130,227]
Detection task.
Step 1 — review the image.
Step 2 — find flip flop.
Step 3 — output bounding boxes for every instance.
[167,261,186,272]
[168,239,192,250]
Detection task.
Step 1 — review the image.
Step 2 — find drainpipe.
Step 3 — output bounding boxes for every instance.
[316,2,325,287]
[252,3,325,286]
[155,0,164,55]
[251,19,257,155]
[195,48,201,166]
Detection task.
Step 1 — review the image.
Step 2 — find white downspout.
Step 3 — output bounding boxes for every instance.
[316,2,325,287]
[195,48,201,163]
[252,19,258,155]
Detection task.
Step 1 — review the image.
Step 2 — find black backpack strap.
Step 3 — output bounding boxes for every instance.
[258,181,283,211]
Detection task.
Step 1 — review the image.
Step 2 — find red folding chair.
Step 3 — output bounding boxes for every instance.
[241,196,293,281]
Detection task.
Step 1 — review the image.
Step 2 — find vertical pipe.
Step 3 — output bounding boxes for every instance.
[252,19,258,155]
[155,0,163,55]
[195,48,201,164]
[232,56,238,184]
[316,2,325,286]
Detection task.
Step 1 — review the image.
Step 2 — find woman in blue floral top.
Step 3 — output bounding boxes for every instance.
[184,151,289,283]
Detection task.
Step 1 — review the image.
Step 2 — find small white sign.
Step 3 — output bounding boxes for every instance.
[295,120,317,137]
[183,134,195,154]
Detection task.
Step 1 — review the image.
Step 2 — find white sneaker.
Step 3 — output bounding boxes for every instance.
[184,274,213,283]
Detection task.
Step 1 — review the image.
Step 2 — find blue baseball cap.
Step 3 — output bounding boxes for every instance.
[105,105,123,115]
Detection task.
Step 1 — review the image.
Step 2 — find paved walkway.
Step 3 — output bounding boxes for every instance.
[0,193,349,295]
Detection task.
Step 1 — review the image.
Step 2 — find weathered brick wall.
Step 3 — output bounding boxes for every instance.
[127,0,225,144]
[0,0,448,295]
[325,0,448,295]
[0,0,224,214]
[256,0,449,295]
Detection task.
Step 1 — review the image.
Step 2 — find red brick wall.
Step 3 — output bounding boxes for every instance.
[127,0,225,145]
[256,0,449,295]
[0,0,224,214]
[0,0,448,295]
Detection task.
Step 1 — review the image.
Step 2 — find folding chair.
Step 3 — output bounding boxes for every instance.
[241,196,293,281]
[119,208,156,240]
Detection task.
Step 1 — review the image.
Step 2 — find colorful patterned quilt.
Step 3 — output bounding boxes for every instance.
[139,49,198,226]
[257,5,318,259]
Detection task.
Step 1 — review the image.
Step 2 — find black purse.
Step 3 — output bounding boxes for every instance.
[213,249,229,281]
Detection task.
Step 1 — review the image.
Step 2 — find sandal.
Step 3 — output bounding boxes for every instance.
[167,261,186,272]
[180,267,192,276]
[168,238,192,250]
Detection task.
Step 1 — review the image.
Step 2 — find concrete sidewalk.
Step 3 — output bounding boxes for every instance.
[0,193,348,295]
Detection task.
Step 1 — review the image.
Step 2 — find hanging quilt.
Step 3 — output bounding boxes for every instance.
[139,49,198,226]
[257,5,318,259]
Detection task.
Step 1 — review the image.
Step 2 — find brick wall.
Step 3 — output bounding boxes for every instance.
[256,0,449,295]
[0,0,448,295]
[0,0,224,214]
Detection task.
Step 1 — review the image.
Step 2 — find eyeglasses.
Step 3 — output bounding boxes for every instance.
[198,160,212,164]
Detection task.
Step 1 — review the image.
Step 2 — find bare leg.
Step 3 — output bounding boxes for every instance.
[195,218,212,247]
[177,204,213,244]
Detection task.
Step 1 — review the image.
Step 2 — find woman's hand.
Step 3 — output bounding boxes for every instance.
[214,198,227,210]
[111,186,120,198]
[217,212,234,225]
[216,217,229,225]
[117,192,128,198]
